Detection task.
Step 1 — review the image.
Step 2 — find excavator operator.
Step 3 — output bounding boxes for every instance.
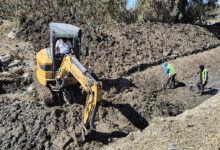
[55,38,74,63]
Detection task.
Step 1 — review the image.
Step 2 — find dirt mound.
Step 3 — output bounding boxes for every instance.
[0,96,86,149]
[17,11,83,50]
[17,13,219,79]
[82,22,219,78]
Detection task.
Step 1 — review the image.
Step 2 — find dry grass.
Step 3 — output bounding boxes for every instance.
[0,20,27,54]
[0,20,19,39]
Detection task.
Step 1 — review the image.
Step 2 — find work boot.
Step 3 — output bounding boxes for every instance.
[199,89,204,96]
[199,92,203,96]
[196,90,201,94]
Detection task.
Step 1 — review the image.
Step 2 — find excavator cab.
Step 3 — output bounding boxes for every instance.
[36,23,82,86]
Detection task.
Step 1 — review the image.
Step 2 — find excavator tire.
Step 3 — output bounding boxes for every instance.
[32,72,53,106]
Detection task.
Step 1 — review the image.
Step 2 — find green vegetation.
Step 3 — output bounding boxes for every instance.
[0,0,132,25]
[136,0,188,22]
[0,0,219,25]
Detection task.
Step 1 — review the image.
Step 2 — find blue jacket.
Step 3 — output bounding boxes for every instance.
[162,62,170,77]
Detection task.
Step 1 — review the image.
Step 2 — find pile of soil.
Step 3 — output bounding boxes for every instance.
[0,96,87,149]
[17,12,219,78]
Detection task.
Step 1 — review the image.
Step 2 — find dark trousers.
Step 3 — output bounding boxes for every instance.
[167,74,176,89]
[55,53,66,72]
[196,80,207,93]
[57,53,65,63]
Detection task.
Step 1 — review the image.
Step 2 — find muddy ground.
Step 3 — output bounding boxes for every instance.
[0,20,220,150]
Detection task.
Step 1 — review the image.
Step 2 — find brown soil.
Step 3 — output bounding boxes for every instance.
[0,19,220,150]
[17,13,219,78]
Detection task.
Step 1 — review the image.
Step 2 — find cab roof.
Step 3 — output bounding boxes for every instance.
[49,23,81,41]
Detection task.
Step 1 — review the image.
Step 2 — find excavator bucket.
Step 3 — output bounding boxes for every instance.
[82,101,101,139]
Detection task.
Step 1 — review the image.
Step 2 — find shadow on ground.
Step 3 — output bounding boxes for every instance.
[86,130,127,144]
[102,100,148,130]
[203,88,218,96]
[101,77,137,93]
[0,81,16,94]
[0,84,6,94]
[201,23,220,40]
[85,99,148,144]
[175,81,186,89]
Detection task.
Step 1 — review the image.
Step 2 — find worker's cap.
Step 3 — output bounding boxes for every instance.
[199,65,204,70]
[163,62,168,67]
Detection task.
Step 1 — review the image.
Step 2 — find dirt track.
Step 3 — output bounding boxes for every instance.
[0,20,220,149]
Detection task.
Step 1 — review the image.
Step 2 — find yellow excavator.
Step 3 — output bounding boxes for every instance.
[35,23,102,137]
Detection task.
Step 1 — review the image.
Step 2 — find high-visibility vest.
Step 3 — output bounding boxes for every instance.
[167,64,176,77]
[202,68,208,82]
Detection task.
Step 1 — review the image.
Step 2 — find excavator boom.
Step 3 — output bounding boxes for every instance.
[56,55,102,132]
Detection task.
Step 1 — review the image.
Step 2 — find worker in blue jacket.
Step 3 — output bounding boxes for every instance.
[162,62,176,89]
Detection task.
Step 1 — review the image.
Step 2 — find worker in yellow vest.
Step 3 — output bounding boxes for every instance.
[196,65,208,95]
[162,62,176,89]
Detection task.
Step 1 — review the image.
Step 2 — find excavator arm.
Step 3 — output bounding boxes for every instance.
[55,55,102,134]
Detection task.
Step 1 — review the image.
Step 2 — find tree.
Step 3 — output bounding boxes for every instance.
[207,0,218,9]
